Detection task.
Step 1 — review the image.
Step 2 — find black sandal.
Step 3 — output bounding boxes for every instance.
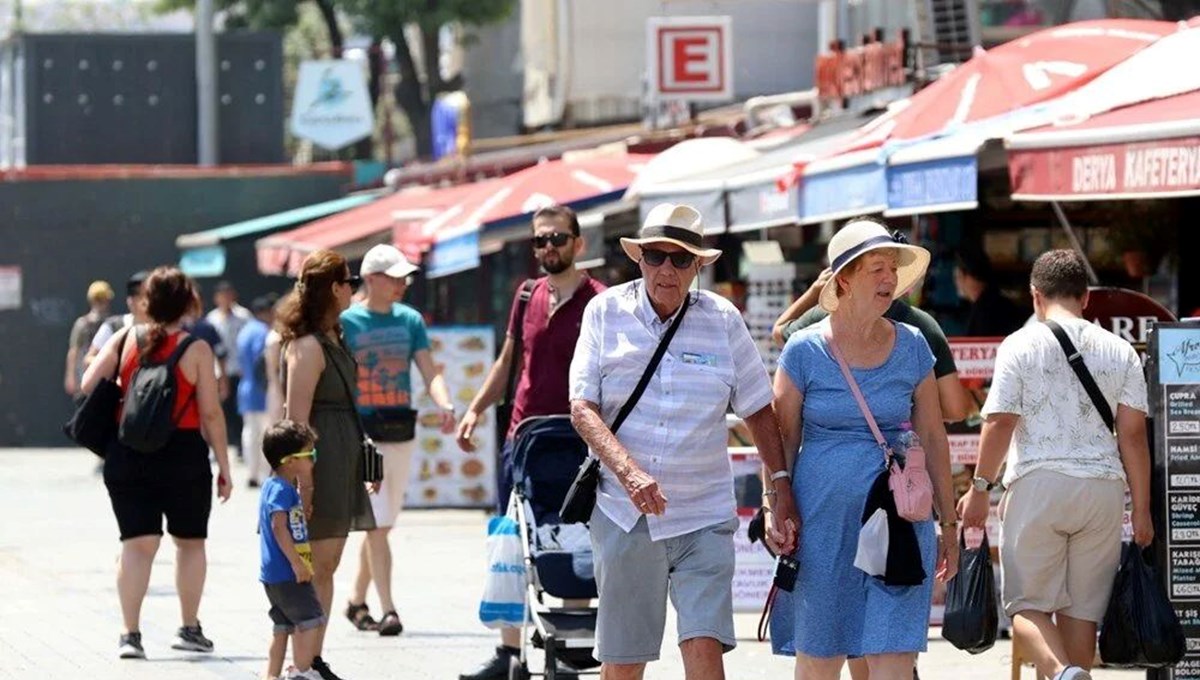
[378,610,403,636]
[344,601,378,631]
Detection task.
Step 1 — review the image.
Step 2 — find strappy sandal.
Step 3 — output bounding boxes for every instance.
[377,610,403,637]
[344,601,378,631]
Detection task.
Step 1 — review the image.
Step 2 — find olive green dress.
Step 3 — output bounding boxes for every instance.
[307,333,376,540]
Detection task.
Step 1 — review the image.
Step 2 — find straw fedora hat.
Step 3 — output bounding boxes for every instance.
[621,203,723,267]
[819,219,931,312]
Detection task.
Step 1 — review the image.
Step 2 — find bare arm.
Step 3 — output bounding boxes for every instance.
[958,412,1018,531]
[771,268,832,348]
[285,337,325,514]
[570,399,668,515]
[65,345,78,395]
[1117,403,1154,546]
[80,329,127,396]
[414,348,456,434]
[935,372,971,423]
[748,395,800,556]
[270,511,313,582]
[456,336,517,451]
[189,341,232,502]
[912,373,956,521]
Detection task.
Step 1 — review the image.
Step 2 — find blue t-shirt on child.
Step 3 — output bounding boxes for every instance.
[259,475,313,584]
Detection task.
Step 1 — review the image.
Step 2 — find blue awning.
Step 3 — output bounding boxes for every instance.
[175,194,378,249]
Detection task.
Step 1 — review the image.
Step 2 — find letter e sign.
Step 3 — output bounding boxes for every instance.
[647,16,733,102]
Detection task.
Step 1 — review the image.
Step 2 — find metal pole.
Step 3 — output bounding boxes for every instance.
[196,0,218,166]
[1050,200,1100,285]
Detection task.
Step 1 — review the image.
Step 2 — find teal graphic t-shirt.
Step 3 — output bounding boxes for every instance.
[340,303,431,414]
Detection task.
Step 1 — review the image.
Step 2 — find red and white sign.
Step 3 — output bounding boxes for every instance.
[647,16,733,102]
[1010,137,1200,201]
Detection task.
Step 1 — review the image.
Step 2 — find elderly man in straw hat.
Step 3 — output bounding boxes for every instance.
[569,203,797,679]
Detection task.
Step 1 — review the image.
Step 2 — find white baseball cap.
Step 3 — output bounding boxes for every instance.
[360,244,420,279]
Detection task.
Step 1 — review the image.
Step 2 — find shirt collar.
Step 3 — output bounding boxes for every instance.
[636,280,687,329]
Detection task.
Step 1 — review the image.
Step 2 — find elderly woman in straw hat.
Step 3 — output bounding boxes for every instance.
[764,217,958,680]
[569,203,797,680]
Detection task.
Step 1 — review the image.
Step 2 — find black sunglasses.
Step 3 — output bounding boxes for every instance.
[640,248,696,269]
[532,232,574,249]
[341,275,363,292]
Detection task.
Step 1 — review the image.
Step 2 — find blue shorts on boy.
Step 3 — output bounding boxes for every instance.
[259,475,325,633]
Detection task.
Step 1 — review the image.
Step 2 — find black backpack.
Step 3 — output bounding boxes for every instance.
[118,327,199,453]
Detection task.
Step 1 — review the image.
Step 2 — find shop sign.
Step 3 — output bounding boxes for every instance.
[727,181,798,232]
[1083,286,1176,357]
[885,155,978,216]
[814,32,908,108]
[427,231,481,279]
[797,162,886,224]
[1149,323,1200,678]
[646,16,733,102]
[290,60,375,151]
[179,246,227,278]
[1010,136,1200,200]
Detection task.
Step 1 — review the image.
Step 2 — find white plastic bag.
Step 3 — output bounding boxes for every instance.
[478,506,526,629]
[854,508,889,577]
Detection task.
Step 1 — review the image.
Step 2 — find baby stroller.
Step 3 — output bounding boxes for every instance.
[508,415,601,680]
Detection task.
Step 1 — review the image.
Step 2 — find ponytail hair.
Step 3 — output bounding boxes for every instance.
[142,266,196,356]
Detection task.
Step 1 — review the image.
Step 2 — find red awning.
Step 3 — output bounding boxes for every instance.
[1007,89,1200,201]
[255,179,498,275]
[429,154,651,243]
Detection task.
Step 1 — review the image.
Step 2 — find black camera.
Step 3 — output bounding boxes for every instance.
[773,554,799,592]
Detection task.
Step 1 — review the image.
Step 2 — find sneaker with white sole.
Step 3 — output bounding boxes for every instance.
[286,668,325,680]
[118,632,145,659]
[170,623,214,652]
[1056,667,1093,680]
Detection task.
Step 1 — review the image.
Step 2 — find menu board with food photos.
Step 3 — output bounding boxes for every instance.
[405,326,497,509]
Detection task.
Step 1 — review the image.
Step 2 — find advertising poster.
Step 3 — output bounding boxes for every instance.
[1152,323,1200,680]
[406,326,497,509]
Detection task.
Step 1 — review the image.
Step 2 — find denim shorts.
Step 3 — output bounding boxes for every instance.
[263,580,327,634]
[589,509,737,663]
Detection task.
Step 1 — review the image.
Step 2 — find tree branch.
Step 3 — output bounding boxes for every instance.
[312,0,344,56]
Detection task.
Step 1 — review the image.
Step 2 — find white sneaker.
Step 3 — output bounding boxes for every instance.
[1056,667,1092,680]
[286,668,324,680]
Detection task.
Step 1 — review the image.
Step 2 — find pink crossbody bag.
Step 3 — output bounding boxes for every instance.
[824,327,933,523]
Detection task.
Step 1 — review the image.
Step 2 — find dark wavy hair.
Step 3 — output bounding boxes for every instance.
[142,266,197,356]
[277,250,348,342]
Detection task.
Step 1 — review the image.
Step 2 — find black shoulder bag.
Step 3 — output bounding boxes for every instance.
[322,338,385,483]
[1046,320,1116,434]
[559,294,691,524]
[497,279,537,439]
[63,326,132,457]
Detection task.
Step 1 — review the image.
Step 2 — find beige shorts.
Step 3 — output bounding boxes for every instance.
[999,470,1125,622]
[368,441,416,528]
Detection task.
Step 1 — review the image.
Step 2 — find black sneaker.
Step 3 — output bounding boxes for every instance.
[312,656,346,680]
[118,632,145,659]
[459,646,517,680]
[171,623,213,652]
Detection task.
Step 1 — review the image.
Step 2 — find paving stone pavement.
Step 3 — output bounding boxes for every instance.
[0,449,1143,679]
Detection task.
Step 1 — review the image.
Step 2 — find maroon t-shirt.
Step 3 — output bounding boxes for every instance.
[505,276,606,437]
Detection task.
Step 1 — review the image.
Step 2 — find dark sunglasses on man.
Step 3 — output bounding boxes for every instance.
[342,275,363,292]
[640,248,696,270]
[532,232,574,249]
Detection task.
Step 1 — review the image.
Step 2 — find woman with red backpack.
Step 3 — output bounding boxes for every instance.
[81,266,233,660]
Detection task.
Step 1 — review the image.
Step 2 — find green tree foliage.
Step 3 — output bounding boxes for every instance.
[340,0,516,157]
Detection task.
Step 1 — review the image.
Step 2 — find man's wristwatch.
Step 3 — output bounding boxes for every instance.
[972,476,997,492]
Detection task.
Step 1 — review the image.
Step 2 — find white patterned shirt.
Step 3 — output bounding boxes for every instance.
[982,317,1148,486]
[569,281,773,541]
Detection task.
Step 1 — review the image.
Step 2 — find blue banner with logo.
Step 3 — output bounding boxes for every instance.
[428,231,481,279]
[179,246,227,278]
[1159,327,1200,386]
[798,162,887,224]
[886,155,978,216]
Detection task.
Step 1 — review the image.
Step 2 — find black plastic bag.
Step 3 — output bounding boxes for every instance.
[1099,543,1185,669]
[941,530,998,654]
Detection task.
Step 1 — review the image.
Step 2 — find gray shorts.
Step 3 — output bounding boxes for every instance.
[589,509,737,664]
[263,580,327,634]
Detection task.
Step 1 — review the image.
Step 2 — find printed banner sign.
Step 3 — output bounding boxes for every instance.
[1009,136,1200,201]
[885,155,978,216]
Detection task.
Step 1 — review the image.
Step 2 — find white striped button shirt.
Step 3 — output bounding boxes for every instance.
[569,280,773,541]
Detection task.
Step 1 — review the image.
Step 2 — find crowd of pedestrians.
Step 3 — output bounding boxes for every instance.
[67,199,1151,680]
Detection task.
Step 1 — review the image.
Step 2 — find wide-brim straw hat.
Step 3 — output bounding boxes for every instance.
[819,219,931,312]
[621,203,723,267]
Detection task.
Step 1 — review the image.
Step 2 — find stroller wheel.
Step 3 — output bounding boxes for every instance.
[508,655,530,680]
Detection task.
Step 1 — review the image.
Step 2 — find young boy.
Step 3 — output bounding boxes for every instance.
[260,420,325,680]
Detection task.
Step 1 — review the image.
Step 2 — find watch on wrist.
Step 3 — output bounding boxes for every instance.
[972,476,997,492]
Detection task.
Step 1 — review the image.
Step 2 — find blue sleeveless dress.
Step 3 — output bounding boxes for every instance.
[769,319,937,658]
